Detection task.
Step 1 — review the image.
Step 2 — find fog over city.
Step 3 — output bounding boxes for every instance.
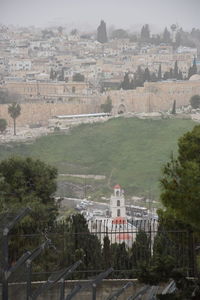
[1,0,200,31]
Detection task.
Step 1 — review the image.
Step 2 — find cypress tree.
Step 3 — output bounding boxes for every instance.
[163,27,171,43]
[171,100,176,114]
[97,20,108,43]
[169,68,173,79]
[158,64,162,81]
[188,57,197,78]
[144,67,151,82]
[177,70,183,80]
[102,236,112,269]
[173,61,179,79]
[140,24,150,42]
[121,72,130,90]
[192,57,197,74]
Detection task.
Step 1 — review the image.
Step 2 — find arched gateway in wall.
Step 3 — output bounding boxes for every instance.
[118,104,127,114]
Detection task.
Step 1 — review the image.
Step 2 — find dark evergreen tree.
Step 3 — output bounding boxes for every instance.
[177,70,183,80]
[135,66,145,87]
[173,61,179,79]
[190,95,200,109]
[160,125,200,229]
[163,71,170,80]
[0,157,58,268]
[100,96,112,113]
[0,90,9,104]
[175,31,182,48]
[97,20,108,43]
[58,68,65,81]
[50,68,55,80]
[193,57,197,75]
[131,231,151,268]
[112,243,129,278]
[121,72,131,90]
[151,34,161,45]
[144,67,151,82]
[169,68,173,79]
[66,214,102,274]
[158,64,162,81]
[171,100,176,114]
[72,73,85,82]
[151,72,157,82]
[0,118,7,134]
[163,27,171,43]
[102,236,112,269]
[140,24,150,42]
[188,57,197,79]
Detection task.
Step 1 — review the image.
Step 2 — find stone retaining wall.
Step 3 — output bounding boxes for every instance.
[0,279,164,300]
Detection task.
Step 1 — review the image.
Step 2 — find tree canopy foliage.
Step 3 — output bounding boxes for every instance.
[72,73,85,82]
[190,95,200,109]
[100,96,112,113]
[0,90,10,104]
[0,90,20,104]
[0,157,58,225]
[160,125,200,229]
[111,29,129,39]
[0,118,7,133]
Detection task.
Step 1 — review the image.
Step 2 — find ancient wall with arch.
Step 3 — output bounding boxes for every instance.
[102,80,200,114]
[1,79,200,127]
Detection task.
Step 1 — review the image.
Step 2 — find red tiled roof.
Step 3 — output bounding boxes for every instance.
[112,217,127,224]
[113,184,121,189]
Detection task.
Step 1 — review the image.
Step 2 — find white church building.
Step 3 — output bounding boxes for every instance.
[89,184,137,247]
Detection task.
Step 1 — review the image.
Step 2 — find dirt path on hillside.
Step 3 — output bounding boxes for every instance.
[59,174,106,180]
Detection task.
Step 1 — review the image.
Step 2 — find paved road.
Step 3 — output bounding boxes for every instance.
[57,197,108,211]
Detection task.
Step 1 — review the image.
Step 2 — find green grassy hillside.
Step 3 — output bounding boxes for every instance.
[0,117,196,200]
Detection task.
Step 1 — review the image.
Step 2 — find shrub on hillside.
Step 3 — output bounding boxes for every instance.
[190,95,200,109]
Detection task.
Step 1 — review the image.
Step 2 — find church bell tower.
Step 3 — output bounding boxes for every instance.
[110,184,126,218]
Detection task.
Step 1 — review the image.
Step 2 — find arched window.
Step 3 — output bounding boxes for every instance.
[117,209,121,217]
[117,200,120,207]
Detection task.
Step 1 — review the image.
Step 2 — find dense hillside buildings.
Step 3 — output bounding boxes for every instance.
[0,25,200,127]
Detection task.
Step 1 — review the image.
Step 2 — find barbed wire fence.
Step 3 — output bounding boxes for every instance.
[0,212,198,299]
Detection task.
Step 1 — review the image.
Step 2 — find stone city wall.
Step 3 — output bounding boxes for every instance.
[1,79,200,127]
[102,79,200,114]
[0,100,100,127]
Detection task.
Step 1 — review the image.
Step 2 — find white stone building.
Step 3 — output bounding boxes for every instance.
[89,185,137,247]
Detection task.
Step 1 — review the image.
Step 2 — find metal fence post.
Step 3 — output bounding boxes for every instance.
[188,229,197,277]
[2,228,9,300]
[26,261,32,300]
[92,283,97,300]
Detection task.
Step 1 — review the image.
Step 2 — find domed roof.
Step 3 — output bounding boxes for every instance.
[112,216,127,224]
[189,74,200,81]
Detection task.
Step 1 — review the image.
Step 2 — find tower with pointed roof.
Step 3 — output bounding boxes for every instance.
[110,184,126,219]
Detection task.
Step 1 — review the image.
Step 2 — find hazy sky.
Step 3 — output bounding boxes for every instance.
[1,0,200,31]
